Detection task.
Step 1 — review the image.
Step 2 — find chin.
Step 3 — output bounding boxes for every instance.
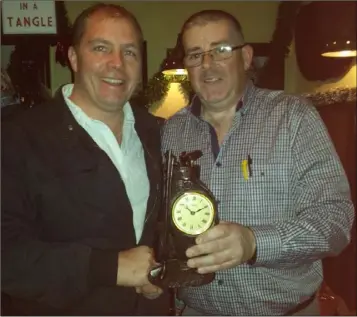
[99,100,125,111]
[202,93,228,105]
[200,87,227,102]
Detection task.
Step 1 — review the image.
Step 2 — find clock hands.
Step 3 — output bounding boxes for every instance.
[184,205,196,216]
[194,206,208,213]
[184,205,208,215]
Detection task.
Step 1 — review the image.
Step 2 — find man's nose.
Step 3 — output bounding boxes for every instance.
[201,52,214,69]
[108,51,123,69]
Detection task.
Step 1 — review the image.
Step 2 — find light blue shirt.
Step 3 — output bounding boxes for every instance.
[62,84,150,243]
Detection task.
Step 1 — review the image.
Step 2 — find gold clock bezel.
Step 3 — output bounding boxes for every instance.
[171,192,215,236]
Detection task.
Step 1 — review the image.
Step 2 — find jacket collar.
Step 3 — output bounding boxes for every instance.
[53,84,157,144]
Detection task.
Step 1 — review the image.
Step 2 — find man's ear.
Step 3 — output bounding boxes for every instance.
[242,44,254,71]
[68,46,78,73]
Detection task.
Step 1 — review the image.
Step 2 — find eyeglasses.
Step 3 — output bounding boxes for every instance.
[183,44,246,68]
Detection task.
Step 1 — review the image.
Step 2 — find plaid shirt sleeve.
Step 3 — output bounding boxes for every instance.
[251,100,354,268]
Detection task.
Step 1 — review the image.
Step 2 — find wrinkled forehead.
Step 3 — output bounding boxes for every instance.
[182,20,234,52]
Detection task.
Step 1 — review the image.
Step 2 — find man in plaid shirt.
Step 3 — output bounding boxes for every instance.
[161,10,355,316]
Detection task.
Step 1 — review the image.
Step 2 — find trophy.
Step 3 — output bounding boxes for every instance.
[148,150,219,288]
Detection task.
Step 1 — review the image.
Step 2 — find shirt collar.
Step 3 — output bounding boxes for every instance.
[61,83,135,123]
[189,80,255,118]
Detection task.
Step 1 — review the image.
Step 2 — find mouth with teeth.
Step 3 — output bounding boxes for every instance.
[203,77,222,84]
[101,78,125,86]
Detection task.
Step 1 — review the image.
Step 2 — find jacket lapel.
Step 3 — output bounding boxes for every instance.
[45,90,101,176]
[131,106,162,240]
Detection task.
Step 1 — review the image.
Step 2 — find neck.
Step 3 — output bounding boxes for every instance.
[201,103,236,130]
[69,88,125,136]
[201,87,245,130]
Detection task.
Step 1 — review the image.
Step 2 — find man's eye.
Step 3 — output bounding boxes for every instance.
[124,50,137,58]
[188,53,201,60]
[216,46,231,53]
[93,45,107,52]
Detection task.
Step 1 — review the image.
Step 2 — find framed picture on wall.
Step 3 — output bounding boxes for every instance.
[1,1,74,93]
[1,0,61,92]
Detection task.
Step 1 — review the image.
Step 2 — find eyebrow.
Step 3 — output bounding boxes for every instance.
[211,40,230,47]
[88,39,139,50]
[121,43,140,50]
[185,40,231,54]
[88,38,111,46]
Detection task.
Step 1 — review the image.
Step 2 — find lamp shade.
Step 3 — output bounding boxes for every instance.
[318,2,356,58]
[161,34,187,75]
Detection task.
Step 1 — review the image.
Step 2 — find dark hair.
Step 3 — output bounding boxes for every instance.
[71,3,143,48]
[181,9,245,43]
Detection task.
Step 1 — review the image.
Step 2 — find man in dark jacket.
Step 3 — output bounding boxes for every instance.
[1,4,166,315]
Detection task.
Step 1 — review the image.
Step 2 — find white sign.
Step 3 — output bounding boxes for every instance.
[2,1,57,35]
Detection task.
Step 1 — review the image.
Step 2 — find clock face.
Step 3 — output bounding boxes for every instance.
[171,192,215,236]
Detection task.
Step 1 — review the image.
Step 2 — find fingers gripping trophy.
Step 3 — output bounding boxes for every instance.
[148,150,219,290]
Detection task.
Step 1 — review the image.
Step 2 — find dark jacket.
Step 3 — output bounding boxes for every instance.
[1,92,167,315]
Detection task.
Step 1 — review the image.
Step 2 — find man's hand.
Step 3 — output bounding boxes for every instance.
[186,221,256,273]
[135,283,163,299]
[116,246,157,287]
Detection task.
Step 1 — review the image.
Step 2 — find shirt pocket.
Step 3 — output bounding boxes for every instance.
[230,162,292,225]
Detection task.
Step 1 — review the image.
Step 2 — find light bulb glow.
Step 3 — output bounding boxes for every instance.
[322,50,357,58]
[162,68,188,75]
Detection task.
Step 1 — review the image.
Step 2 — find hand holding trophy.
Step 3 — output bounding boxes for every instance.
[148,150,219,288]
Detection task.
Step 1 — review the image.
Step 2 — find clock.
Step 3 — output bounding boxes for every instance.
[172,192,215,236]
[148,150,218,288]
[169,184,218,261]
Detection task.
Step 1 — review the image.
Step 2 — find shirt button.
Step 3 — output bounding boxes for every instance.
[216,162,222,167]
[218,279,224,285]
